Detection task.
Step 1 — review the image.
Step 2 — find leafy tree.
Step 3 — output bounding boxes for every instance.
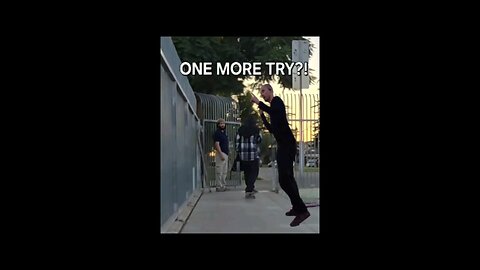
[172,36,316,96]
[237,91,259,123]
[259,132,276,165]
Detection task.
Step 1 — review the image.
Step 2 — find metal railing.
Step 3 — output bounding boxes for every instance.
[275,92,319,203]
[195,92,242,190]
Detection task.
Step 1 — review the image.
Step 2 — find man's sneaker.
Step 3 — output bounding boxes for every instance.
[245,192,255,199]
[285,209,297,216]
[253,189,258,193]
[289,211,310,227]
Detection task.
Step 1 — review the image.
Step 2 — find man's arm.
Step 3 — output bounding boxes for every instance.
[258,101,272,114]
[214,141,225,160]
[260,111,272,132]
[258,101,283,116]
[259,98,283,116]
[251,93,280,116]
[256,132,262,144]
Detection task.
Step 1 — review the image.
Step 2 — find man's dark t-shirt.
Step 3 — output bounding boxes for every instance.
[213,129,229,155]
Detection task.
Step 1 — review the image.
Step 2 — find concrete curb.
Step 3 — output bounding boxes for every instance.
[164,189,204,233]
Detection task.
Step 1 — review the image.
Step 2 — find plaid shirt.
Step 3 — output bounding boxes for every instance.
[236,132,262,161]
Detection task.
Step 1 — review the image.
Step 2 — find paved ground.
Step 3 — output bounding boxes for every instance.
[180,189,319,233]
[257,167,319,204]
[162,167,320,234]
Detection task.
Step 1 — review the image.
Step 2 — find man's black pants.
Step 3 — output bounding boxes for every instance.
[241,159,259,192]
[277,144,307,213]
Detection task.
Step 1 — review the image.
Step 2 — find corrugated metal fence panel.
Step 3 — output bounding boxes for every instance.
[160,37,202,229]
[160,63,176,226]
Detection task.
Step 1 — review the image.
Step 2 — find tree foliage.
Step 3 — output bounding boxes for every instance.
[237,91,258,123]
[172,36,316,96]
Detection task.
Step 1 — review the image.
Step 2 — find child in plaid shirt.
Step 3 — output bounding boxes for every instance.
[236,115,262,198]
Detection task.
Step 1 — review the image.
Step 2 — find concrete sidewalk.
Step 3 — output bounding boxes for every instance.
[178,189,319,233]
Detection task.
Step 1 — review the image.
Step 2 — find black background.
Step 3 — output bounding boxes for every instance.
[28,25,444,253]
